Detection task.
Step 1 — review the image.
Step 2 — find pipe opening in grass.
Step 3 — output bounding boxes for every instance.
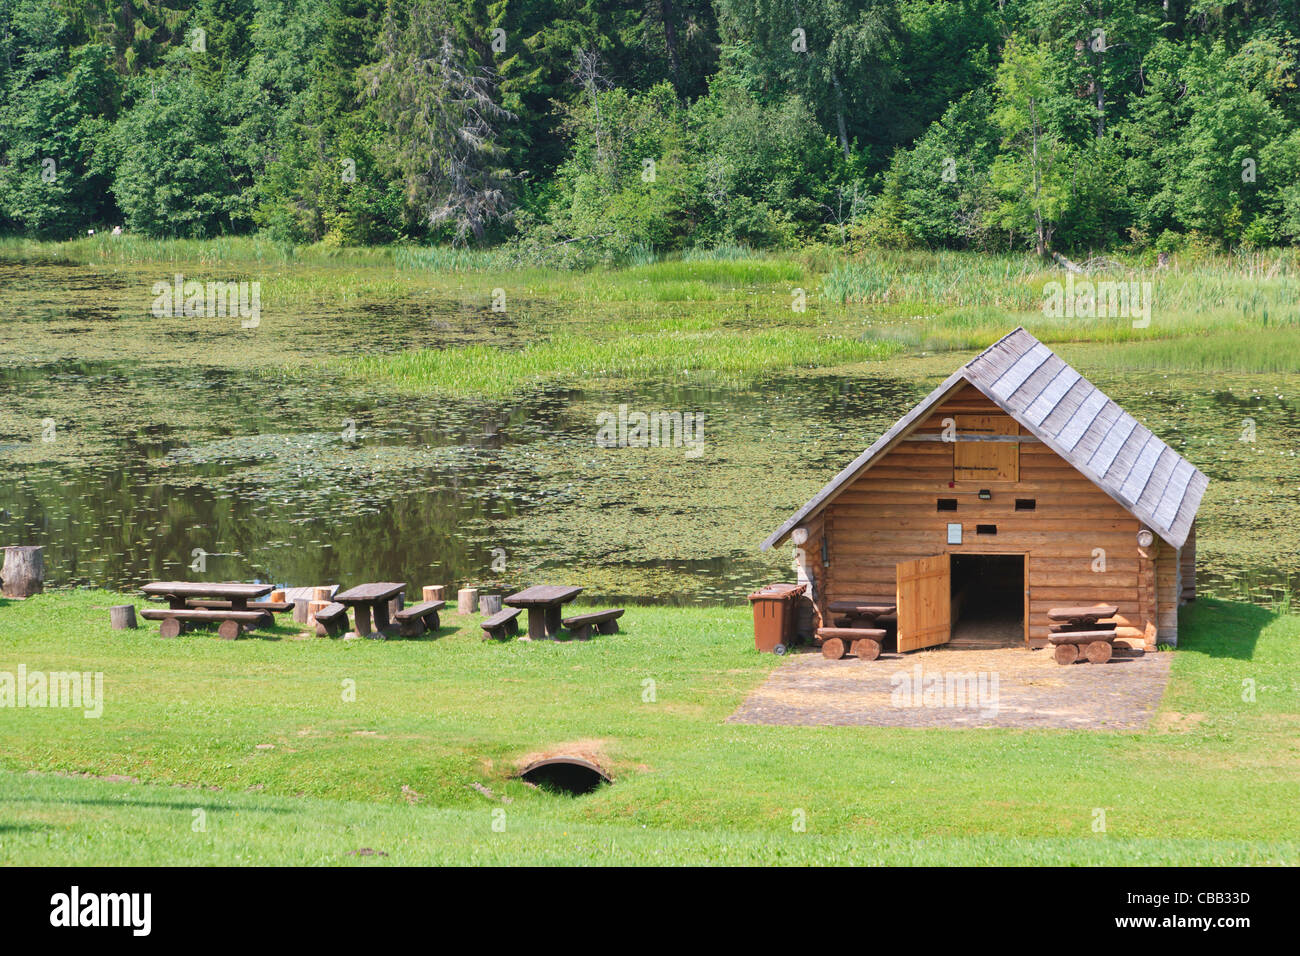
[518,756,612,796]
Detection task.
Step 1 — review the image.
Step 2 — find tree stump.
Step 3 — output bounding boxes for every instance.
[852,638,882,661]
[312,587,332,604]
[292,598,310,624]
[457,588,478,614]
[1054,643,1079,665]
[159,618,183,639]
[821,637,845,660]
[479,594,503,616]
[109,605,137,630]
[270,589,286,603]
[1085,640,1113,664]
[307,600,329,627]
[422,585,446,603]
[1,545,44,598]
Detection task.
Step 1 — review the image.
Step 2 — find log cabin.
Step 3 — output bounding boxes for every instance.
[761,328,1208,651]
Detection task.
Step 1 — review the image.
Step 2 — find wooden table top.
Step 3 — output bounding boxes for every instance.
[504,585,583,607]
[335,582,407,603]
[828,601,897,616]
[141,582,273,599]
[1047,604,1118,621]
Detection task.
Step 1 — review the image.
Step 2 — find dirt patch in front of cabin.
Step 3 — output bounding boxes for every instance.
[727,645,1173,730]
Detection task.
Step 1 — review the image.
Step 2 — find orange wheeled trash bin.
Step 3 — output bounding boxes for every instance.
[747,583,807,654]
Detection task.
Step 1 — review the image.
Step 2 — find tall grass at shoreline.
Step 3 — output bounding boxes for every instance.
[348,328,904,396]
[5,236,1297,374]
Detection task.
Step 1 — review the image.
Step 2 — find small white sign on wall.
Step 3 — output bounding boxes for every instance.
[947,523,962,545]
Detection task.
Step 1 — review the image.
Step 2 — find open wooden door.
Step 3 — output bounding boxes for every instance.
[896,554,951,652]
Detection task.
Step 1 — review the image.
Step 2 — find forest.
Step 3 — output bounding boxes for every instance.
[1,1,1298,262]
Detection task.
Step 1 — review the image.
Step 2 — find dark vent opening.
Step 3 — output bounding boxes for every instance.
[976,524,998,535]
[1015,499,1037,511]
[937,498,958,511]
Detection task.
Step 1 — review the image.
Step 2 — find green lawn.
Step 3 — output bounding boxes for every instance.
[0,591,1296,865]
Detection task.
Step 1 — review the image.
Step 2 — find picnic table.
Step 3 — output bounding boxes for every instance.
[141,581,274,609]
[818,599,897,661]
[334,581,407,637]
[504,585,583,640]
[140,581,274,638]
[1047,604,1119,665]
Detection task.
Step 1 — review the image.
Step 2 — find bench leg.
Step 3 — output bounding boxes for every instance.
[159,618,182,639]
[427,611,440,631]
[218,620,241,640]
[507,618,518,636]
[399,619,424,638]
[570,623,593,641]
[596,620,620,635]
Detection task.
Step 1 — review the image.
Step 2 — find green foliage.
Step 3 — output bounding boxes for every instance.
[0,3,118,236]
[864,89,998,248]
[0,0,1296,251]
[987,34,1075,255]
[111,52,240,236]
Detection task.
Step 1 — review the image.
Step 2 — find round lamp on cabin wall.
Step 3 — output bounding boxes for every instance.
[791,527,809,546]
[1137,529,1154,548]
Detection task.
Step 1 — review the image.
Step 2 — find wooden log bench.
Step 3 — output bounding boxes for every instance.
[312,602,349,638]
[394,600,446,637]
[175,598,293,626]
[184,599,294,613]
[816,627,887,661]
[827,601,896,617]
[481,607,522,641]
[562,608,624,640]
[1049,631,1116,665]
[1049,621,1116,633]
[140,607,266,640]
[1048,630,1118,644]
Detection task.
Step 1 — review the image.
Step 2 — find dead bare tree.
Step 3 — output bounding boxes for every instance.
[571,48,614,182]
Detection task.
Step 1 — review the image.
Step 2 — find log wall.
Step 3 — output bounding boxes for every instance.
[793,385,1168,647]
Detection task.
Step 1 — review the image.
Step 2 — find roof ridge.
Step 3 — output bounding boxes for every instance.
[963,326,1032,370]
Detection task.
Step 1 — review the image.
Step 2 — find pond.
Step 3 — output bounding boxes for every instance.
[1,260,1297,608]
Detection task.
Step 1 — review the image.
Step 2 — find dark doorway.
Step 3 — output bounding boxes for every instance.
[949,554,1024,647]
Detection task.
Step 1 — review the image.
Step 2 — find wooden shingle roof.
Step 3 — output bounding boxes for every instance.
[761,328,1208,551]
